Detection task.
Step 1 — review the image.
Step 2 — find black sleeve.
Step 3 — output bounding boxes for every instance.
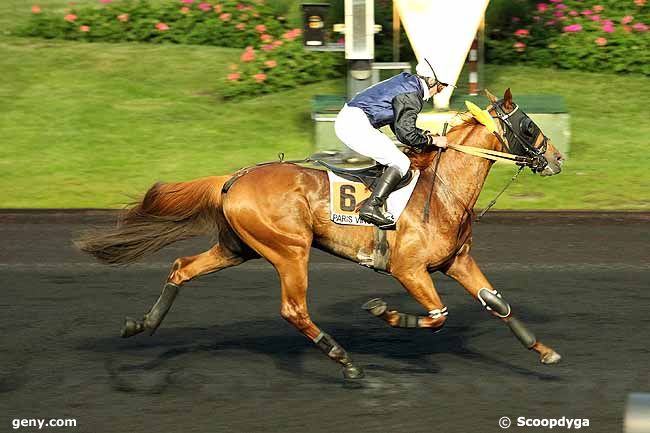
[391,92,430,149]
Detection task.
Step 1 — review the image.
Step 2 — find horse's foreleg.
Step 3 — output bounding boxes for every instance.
[445,252,561,364]
[363,269,448,331]
[121,244,245,338]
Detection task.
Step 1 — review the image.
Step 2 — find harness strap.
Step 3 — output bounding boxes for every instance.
[448,144,530,165]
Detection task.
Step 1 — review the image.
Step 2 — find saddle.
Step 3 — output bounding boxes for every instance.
[313,160,414,191]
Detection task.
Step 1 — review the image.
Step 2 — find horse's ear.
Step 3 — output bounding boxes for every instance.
[485,88,498,103]
[503,88,514,110]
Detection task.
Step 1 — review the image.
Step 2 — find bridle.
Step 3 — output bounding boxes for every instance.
[491,99,549,172]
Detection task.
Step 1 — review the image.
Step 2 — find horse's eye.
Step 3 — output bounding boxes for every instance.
[521,119,535,136]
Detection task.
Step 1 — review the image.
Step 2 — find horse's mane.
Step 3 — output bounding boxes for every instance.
[406,113,478,170]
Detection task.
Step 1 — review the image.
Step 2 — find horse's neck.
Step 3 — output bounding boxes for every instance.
[434,124,498,212]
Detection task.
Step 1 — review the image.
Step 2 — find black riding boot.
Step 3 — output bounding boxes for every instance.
[359,166,405,229]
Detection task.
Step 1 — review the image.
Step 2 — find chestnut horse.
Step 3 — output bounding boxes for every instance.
[77,89,565,379]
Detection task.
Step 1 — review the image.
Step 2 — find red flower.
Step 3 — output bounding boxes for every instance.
[155,22,170,31]
[227,72,240,81]
[79,25,90,32]
[514,29,529,37]
[594,37,607,46]
[31,5,41,13]
[513,41,526,52]
[236,3,246,10]
[240,48,255,62]
[536,3,548,13]
[255,24,266,33]
[253,73,267,83]
[64,14,77,22]
[593,5,604,12]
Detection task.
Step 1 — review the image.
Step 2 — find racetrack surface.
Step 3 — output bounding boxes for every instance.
[1,212,648,433]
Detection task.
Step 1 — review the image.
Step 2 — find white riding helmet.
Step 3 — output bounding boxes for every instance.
[415,59,456,88]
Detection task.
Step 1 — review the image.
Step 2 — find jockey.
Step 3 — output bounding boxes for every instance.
[334,60,453,228]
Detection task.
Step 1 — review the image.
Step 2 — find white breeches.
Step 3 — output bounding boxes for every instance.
[334,104,411,177]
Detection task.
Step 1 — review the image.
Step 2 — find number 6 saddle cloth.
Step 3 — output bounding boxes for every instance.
[326,167,420,226]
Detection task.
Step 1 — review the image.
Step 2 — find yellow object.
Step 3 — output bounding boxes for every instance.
[465,100,499,134]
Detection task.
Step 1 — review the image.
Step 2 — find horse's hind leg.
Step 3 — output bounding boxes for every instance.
[121,244,245,338]
[444,251,562,364]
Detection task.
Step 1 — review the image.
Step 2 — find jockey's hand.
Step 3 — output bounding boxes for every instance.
[427,134,448,149]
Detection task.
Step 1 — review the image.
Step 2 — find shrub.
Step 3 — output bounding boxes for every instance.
[20,0,288,48]
[222,28,344,99]
[487,0,650,75]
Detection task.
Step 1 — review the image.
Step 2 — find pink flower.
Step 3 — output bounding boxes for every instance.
[227,72,240,81]
[546,19,557,26]
[117,13,129,22]
[214,4,222,12]
[563,23,582,32]
[511,17,521,23]
[514,29,529,37]
[632,22,648,31]
[569,10,578,16]
[622,15,634,25]
[261,44,274,51]
[594,37,607,46]
[181,0,193,3]
[219,13,231,21]
[553,11,564,17]
[255,24,266,33]
[634,0,646,6]
[581,9,593,15]
[513,41,526,52]
[198,3,211,11]
[180,6,190,13]
[240,49,255,62]
[537,3,548,12]
[64,14,77,22]
[549,0,561,2]
[272,39,283,47]
[31,5,41,13]
[555,3,567,9]
[264,60,277,68]
[260,33,273,42]
[236,23,246,30]
[590,15,600,21]
[79,25,90,32]
[99,0,112,3]
[602,24,614,33]
[236,3,245,10]
[593,5,604,12]
[282,28,302,41]
[253,73,267,83]
[155,22,169,31]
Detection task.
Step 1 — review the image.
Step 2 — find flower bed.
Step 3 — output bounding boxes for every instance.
[222,28,343,99]
[487,0,649,75]
[21,0,287,48]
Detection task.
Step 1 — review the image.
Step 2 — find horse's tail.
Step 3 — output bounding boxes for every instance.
[75,176,229,265]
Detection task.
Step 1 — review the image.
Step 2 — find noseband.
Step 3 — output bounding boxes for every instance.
[492,100,549,172]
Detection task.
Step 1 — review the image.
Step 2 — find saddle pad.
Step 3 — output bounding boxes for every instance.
[327,170,420,226]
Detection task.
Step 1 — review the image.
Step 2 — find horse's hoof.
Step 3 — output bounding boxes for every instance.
[362,298,387,317]
[121,317,144,338]
[541,350,562,365]
[343,364,365,380]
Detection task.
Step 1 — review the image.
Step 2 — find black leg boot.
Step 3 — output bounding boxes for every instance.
[359,166,405,229]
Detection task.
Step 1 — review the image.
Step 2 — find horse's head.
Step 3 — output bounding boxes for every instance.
[486,88,565,177]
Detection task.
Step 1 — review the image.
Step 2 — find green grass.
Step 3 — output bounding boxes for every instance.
[1,1,648,209]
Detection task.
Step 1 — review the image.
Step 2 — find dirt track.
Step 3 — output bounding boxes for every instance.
[1,212,648,433]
